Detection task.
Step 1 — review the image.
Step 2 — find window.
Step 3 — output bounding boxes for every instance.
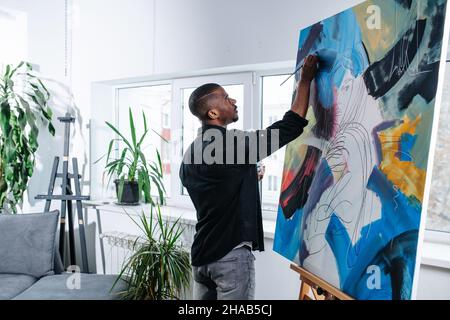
[260,74,294,213]
[427,61,450,234]
[117,84,172,197]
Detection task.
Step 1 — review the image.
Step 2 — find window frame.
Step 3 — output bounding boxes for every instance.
[255,68,294,221]
[425,229,450,245]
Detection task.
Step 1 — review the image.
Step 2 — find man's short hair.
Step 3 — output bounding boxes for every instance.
[188,83,221,119]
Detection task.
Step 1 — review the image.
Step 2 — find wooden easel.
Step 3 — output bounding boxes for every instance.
[36,113,90,273]
[290,264,353,300]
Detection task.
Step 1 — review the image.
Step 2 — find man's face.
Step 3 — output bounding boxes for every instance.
[208,87,238,125]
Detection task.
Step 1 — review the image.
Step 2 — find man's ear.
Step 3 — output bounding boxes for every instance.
[207,109,219,120]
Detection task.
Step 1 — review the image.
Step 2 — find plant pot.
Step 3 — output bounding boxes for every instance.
[114,179,140,205]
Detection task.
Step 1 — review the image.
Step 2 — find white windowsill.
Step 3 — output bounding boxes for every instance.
[84,199,279,240]
[421,241,450,270]
[83,199,198,227]
[83,200,450,270]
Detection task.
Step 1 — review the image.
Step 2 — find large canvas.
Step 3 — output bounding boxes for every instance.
[273,0,449,300]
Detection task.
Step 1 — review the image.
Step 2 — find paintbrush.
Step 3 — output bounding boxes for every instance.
[280,50,335,86]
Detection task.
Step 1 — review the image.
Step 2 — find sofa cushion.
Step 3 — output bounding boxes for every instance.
[0,274,37,300]
[0,211,59,278]
[13,273,127,300]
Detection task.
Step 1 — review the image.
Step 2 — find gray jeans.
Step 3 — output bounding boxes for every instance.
[192,247,255,300]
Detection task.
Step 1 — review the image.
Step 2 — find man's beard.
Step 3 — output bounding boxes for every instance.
[233,106,239,122]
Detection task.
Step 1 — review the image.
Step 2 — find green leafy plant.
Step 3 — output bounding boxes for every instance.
[113,204,191,300]
[0,61,55,213]
[97,107,166,205]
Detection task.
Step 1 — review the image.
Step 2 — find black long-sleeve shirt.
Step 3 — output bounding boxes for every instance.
[179,111,308,267]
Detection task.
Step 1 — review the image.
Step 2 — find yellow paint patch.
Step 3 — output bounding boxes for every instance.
[378,115,426,201]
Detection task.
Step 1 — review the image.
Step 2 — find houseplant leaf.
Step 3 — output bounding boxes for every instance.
[112,204,191,300]
[0,62,55,212]
[98,107,166,205]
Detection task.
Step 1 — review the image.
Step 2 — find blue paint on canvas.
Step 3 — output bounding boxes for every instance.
[325,167,420,299]
[297,9,369,109]
[274,0,448,301]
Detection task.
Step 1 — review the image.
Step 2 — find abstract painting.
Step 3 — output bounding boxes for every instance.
[273,0,449,300]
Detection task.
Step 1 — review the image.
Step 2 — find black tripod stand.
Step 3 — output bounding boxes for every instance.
[36,113,90,273]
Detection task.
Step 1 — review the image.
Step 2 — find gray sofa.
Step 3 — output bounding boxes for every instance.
[0,210,127,300]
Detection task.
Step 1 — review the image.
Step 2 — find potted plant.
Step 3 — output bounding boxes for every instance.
[112,204,191,300]
[97,107,166,205]
[0,61,55,213]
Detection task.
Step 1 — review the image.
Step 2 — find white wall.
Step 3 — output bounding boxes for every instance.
[153,0,363,74]
[0,0,66,81]
[2,0,449,300]
[72,0,155,127]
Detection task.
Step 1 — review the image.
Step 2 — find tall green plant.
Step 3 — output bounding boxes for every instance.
[112,204,191,300]
[97,107,166,205]
[0,61,55,213]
